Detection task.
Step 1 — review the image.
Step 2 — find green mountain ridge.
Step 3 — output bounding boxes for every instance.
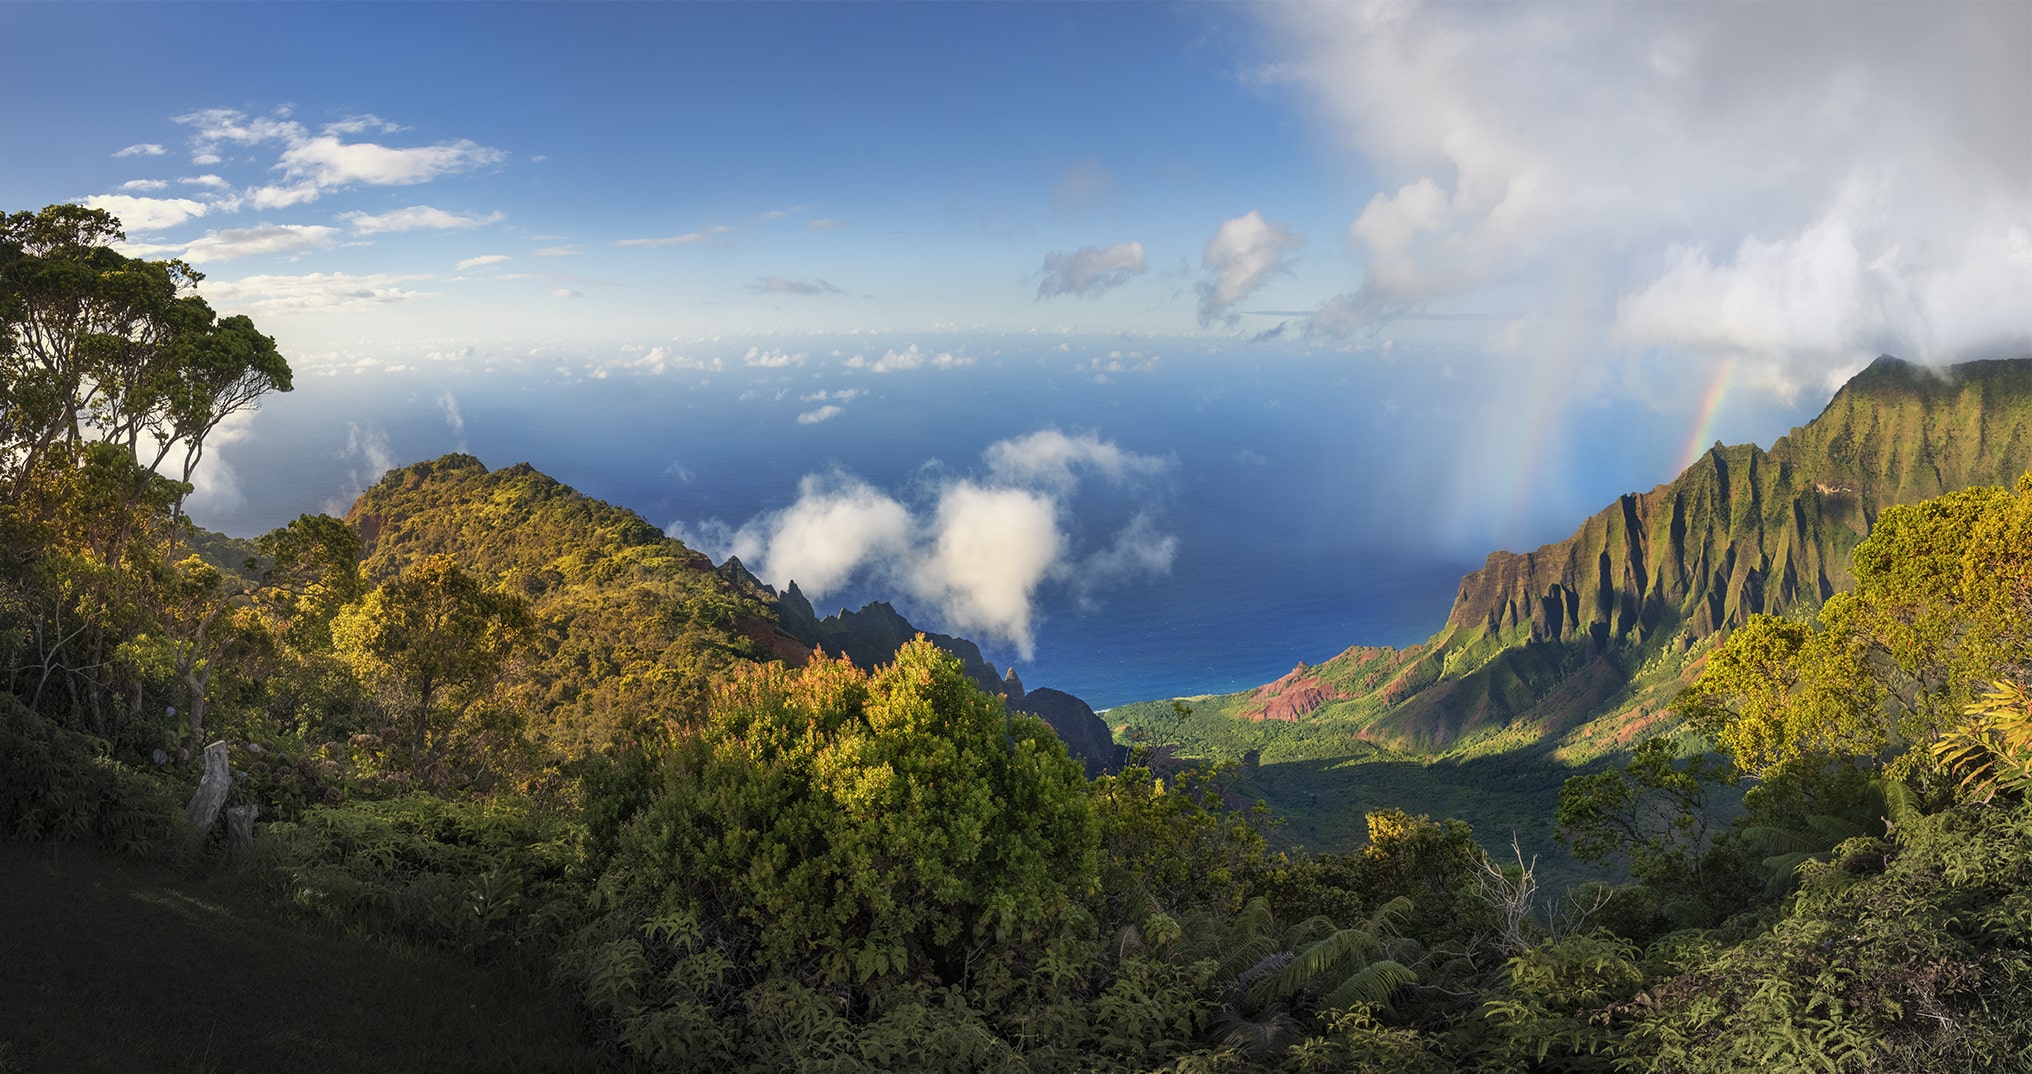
[339,453,1120,771]
[1133,355,2032,762]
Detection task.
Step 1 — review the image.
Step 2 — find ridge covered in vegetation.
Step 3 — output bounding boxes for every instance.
[10,204,2032,1072]
[1124,355,2032,763]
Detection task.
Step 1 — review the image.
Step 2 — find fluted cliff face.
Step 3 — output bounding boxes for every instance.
[1252,356,2032,754]
[1444,357,2032,662]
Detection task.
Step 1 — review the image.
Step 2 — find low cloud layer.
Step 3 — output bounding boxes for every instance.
[671,430,1176,658]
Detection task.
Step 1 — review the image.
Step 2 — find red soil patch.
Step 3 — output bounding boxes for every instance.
[1242,663,1348,722]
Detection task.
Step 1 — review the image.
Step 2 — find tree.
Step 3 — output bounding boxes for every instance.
[610,638,1097,985]
[1556,737,1737,888]
[1,204,290,508]
[1675,483,2032,782]
[332,554,530,780]
[1,204,292,735]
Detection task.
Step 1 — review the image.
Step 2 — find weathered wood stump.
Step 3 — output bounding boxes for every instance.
[184,741,231,848]
[224,803,259,865]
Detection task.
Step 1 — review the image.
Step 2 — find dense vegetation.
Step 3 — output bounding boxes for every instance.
[8,203,2032,1071]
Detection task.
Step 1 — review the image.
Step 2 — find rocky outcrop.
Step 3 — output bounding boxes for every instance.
[1011,687,1126,777]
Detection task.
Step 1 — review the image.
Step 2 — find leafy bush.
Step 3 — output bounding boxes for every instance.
[0,693,182,853]
[256,793,584,962]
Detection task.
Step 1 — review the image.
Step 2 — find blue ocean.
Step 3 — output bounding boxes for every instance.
[204,339,1811,709]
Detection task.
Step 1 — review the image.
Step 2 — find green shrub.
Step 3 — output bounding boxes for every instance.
[0,693,181,854]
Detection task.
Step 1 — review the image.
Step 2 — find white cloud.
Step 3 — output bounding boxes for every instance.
[743,346,806,368]
[81,194,208,232]
[752,474,916,598]
[456,254,511,270]
[169,107,503,208]
[278,135,504,188]
[329,422,400,512]
[799,388,865,403]
[179,223,340,263]
[844,344,974,373]
[533,245,581,257]
[180,174,230,189]
[1079,350,1162,375]
[616,225,731,248]
[985,428,1170,493]
[199,272,436,313]
[750,276,846,295]
[119,179,168,192]
[114,143,166,158]
[344,205,503,234]
[1079,513,1179,588]
[322,114,405,136]
[1037,240,1147,298]
[1199,211,1304,324]
[549,287,582,299]
[796,405,845,425]
[907,483,1062,658]
[671,430,1174,659]
[1261,1,2032,382]
[437,392,467,451]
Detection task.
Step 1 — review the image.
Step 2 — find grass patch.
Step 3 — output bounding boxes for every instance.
[0,841,615,1074]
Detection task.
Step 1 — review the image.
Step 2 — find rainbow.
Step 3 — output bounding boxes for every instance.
[1677,361,1738,473]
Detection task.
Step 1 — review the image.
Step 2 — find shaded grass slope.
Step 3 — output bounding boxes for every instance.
[0,842,614,1074]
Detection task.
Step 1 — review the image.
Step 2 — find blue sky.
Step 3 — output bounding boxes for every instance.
[14,2,2022,376]
[5,2,2030,676]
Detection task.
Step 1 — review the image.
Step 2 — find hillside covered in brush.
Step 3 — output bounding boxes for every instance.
[341,454,1121,775]
[1122,356,2032,761]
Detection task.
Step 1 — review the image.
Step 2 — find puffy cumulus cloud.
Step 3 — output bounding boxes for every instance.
[723,473,916,598]
[1198,211,1304,324]
[796,404,844,425]
[1037,241,1147,298]
[1260,1,2032,386]
[119,179,168,192]
[907,483,1062,657]
[114,143,166,158]
[180,174,230,190]
[985,428,1170,493]
[456,253,511,270]
[344,205,503,234]
[199,272,436,313]
[179,223,340,263]
[743,346,807,368]
[749,276,846,295]
[670,430,1174,658]
[800,388,865,403]
[81,194,208,232]
[844,344,974,373]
